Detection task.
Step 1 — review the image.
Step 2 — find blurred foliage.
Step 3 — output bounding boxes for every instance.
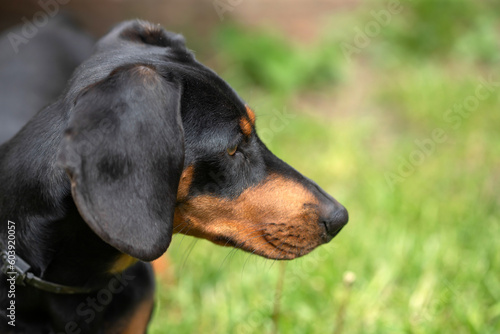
[372,0,500,63]
[214,25,343,95]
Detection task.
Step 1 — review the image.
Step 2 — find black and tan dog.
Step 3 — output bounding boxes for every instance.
[0,20,348,333]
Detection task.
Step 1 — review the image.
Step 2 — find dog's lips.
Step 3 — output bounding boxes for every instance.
[212,235,238,248]
[210,231,306,260]
[263,233,318,259]
[243,238,301,260]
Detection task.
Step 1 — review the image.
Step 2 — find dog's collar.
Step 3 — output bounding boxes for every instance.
[0,250,99,294]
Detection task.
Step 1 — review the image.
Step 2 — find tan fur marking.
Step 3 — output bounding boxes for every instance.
[173,174,322,259]
[240,106,256,136]
[177,166,194,201]
[108,254,137,274]
[245,105,256,126]
[120,296,154,334]
[240,117,253,137]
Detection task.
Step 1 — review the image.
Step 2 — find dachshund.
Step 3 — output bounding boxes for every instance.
[0,20,348,333]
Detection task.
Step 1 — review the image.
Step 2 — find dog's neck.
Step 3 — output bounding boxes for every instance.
[0,102,121,285]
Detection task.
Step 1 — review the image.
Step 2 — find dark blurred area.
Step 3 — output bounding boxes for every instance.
[0,0,358,42]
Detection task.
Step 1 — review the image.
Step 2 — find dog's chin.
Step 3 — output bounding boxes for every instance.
[211,234,318,260]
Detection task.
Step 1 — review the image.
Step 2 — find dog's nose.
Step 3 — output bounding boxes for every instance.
[322,205,349,242]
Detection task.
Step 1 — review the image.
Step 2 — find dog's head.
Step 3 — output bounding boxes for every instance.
[58,21,348,262]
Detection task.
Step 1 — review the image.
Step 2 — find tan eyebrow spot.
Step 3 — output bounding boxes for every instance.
[240,106,256,137]
[240,117,252,137]
[246,105,256,126]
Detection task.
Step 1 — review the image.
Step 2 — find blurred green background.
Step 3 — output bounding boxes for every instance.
[146,1,500,333]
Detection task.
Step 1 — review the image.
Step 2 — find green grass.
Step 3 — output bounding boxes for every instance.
[213,25,344,96]
[150,3,499,333]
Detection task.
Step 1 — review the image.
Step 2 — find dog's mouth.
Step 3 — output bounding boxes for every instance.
[202,221,323,260]
[262,234,318,259]
[212,235,239,248]
[211,235,303,260]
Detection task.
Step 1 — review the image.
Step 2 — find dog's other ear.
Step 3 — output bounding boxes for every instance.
[58,64,184,261]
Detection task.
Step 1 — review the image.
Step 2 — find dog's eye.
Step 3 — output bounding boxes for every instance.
[227,144,238,156]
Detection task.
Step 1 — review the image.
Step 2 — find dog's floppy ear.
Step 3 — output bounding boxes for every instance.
[58,64,184,261]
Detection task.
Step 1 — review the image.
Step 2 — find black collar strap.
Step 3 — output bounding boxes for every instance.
[1,250,99,294]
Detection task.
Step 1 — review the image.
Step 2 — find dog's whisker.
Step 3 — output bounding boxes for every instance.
[219,231,267,270]
[175,225,196,249]
[179,238,199,273]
